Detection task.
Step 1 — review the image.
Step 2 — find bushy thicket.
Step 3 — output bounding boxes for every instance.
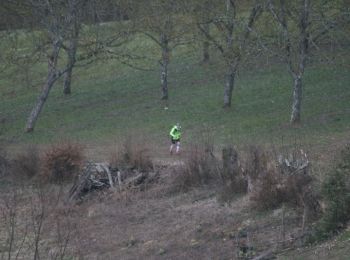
[42,143,84,183]
[216,146,247,202]
[246,147,286,210]
[174,145,220,191]
[313,144,350,241]
[109,137,153,172]
[246,146,320,217]
[0,146,9,177]
[174,144,320,216]
[12,145,40,179]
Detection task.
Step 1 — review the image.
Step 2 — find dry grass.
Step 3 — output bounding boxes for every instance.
[0,154,341,260]
[109,136,153,172]
[0,145,9,177]
[0,185,79,259]
[12,144,40,180]
[313,143,350,241]
[1,141,347,259]
[53,168,305,260]
[217,145,247,202]
[173,144,220,191]
[246,146,320,216]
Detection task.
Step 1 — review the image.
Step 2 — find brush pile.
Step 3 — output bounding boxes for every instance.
[68,162,158,201]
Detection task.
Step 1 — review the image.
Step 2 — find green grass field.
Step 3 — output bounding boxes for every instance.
[0,35,349,153]
[0,32,349,260]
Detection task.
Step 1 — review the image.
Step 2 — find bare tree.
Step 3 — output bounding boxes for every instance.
[62,0,88,95]
[268,0,310,124]
[267,0,348,124]
[191,0,214,63]
[25,0,88,132]
[197,0,262,108]
[131,0,191,102]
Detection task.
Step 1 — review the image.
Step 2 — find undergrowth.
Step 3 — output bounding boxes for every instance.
[312,144,350,242]
[42,142,84,183]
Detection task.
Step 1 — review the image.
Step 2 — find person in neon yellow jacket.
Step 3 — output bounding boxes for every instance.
[169,123,181,154]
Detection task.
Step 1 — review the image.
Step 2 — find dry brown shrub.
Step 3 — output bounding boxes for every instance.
[282,174,313,206]
[247,146,320,214]
[245,146,277,207]
[249,170,285,210]
[223,147,246,186]
[217,146,247,202]
[12,144,40,179]
[313,143,350,241]
[245,146,272,184]
[42,142,84,183]
[0,145,9,177]
[0,186,78,259]
[245,146,283,210]
[110,137,153,172]
[174,145,219,191]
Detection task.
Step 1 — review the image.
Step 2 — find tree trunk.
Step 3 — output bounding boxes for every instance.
[202,23,210,63]
[290,0,309,124]
[160,34,169,100]
[203,40,210,63]
[25,73,59,132]
[63,49,74,95]
[63,43,76,95]
[63,68,72,95]
[290,75,302,124]
[25,43,60,132]
[64,18,80,95]
[223,65,236,108]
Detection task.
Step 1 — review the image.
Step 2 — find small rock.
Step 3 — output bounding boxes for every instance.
[143,240,155,250]
[127,236,137,247]
[190,239,200,247]
[158,248,166,255]
[273,208,283,217]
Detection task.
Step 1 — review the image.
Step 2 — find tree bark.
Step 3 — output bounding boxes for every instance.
[63,0,80,96]
[63,41,77,95]
[223,0,236,108]
[25,43,60,132]
[160,33,169,100]
[63,68,72,95]
[202,23,210,63]
[290,75,302,124]
[25,73,59,132]
[290,0,309,124]
[270,0,309,124]
[223,64,236,108]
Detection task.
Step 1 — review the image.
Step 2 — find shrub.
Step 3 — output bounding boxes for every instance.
[245,146,279,209]
[217,145,247,202]
[12,145,40,179]
[313,144,350,241]
[110,137,153,172]
[245,146,272,184]
[174,145,219,191]
[43,143,84,183]
[249,170,284,210]
[0,145,9,177]
[247,146,320,214]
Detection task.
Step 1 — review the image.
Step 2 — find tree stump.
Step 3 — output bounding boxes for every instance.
[222,146,239,180]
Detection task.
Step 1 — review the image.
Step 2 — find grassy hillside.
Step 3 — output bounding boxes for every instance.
[0,35,349,152]
[0,32,349,260]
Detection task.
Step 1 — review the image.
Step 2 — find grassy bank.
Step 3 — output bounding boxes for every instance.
[0,36,349,151]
